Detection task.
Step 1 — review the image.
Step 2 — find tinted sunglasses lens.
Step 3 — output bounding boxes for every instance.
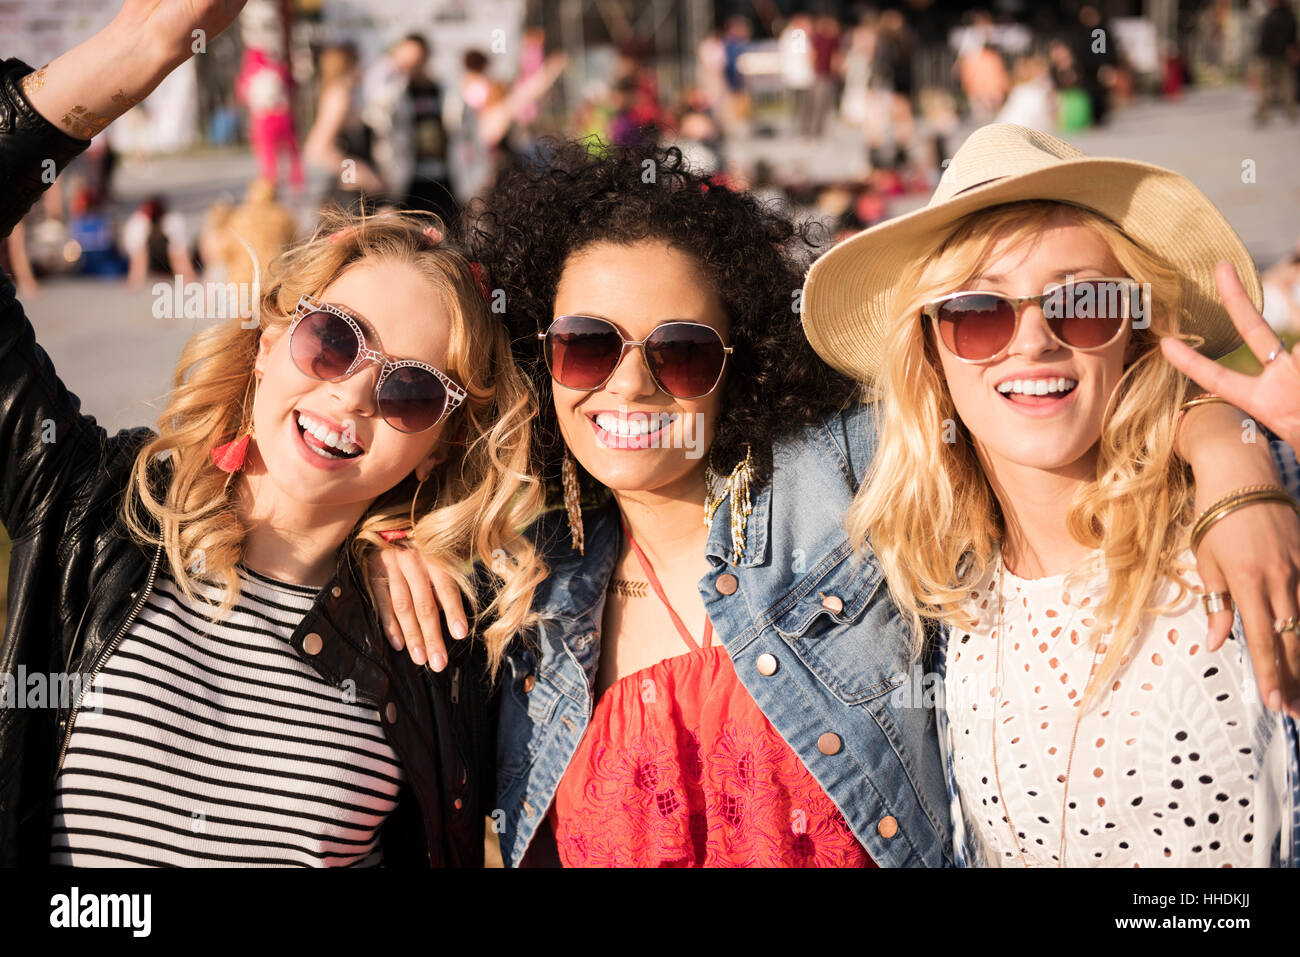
[644,323,727,398]
[545,316,623,390]
[378,367,448,433]
[936,294,1017,360]
[1044,281,1128,349]
[291,310,358,380]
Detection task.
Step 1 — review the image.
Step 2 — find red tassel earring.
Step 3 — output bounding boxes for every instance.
[211,430,253,472]
[212,378,257,474]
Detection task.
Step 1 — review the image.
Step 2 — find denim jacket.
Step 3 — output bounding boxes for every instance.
[494,403,954,867]
[934,438,1300,867]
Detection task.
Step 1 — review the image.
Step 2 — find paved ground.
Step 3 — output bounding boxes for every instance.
[18,83,1299,436]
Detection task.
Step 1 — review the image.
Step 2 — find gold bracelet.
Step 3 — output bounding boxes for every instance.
[1179,393,1226,413]
[1190,485,1300,552]
[1173,393,1228,455]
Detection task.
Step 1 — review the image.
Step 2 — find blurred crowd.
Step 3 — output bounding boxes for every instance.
[4,0,1298,337]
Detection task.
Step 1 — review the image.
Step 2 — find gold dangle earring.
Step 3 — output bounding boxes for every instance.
[704,445,754,564]
[561,451,585,555]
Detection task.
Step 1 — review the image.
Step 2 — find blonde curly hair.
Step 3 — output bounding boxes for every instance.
[123,207,545,677]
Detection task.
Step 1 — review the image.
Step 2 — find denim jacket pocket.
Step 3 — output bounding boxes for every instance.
[497,650,566,782]
[771,543,903,705]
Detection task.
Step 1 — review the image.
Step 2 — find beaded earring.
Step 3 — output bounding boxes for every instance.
[561,451,585,555]
[704,445,754,564]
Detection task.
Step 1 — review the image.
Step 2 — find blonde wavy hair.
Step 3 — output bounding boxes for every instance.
[123,207,546,678]
[847,200,1204,702]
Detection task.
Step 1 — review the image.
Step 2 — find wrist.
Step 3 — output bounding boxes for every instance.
[1175,400,1246,464]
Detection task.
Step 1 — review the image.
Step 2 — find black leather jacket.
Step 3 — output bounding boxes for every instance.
[0,58,492,867]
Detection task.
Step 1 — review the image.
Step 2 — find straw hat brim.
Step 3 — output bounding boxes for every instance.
[802,156,1262,384]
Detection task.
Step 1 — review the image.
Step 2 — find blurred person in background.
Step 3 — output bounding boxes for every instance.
[840,13,876,131]
[722,16,754,132]
[363,34,430,207]
[996,54,1055,131]
[124,195,194,288]
[779,13,816,137]
[444,47,566,203]
[2,220,39,299]
[697,28,728,118]
[1254,0,1299,125]
[957,13,1009,124]
[873,8,915,166]
[67,184,127,279]
[219,177,298,297]
[808,13,843,140]
[1261,237,1300,336]
[1072,4,1120,127]
[304,44,386,213]
[404,43,456,227]
[235,40,303,191]
[196,196,235,281]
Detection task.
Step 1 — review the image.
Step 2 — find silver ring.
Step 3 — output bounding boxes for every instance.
[1267,342,1290,363]
[1202,591,1233,615]
[1274,616,1300,635]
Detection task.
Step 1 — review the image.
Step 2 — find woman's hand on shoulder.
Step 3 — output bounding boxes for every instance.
[364,544,469,672]
[1162,262,1300,451]
[1191,477,1300,721]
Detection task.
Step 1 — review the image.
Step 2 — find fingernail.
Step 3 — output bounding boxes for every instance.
[1267,689,1283,711]
[410,645,427,665]
[451,621,468,640]
[388,631,403,650]
[431,652,447,672]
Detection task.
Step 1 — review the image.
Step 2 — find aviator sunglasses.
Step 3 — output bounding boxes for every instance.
[923,277,1145,363]
[288,295,467,433]
[538,315,733,399]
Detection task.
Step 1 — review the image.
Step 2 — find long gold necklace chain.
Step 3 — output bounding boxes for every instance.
[989,555,1104,868]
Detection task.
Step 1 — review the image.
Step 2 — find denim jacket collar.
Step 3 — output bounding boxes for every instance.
[703,477,772,570]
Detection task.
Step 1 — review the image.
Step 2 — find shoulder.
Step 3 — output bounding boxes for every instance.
[771,400,878,490]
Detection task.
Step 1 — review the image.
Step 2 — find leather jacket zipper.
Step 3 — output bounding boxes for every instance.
[54,543,164,776]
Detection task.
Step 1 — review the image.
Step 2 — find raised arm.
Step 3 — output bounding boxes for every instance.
[0,1,246,538]
[17,1,246,145]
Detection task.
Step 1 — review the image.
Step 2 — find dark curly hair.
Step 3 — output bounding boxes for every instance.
[463,139,858,494]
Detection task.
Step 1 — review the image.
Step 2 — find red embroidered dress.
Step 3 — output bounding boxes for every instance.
[549,521,873,868]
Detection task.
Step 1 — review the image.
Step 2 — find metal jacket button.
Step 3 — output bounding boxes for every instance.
[384,702,398,724]
[877,815,899,839]
[756,653,778,676]
[302,633,323,655]
[820,593,844,614]
[331,585,342,598]
[522,674,536,693]
[453,798,464,810]
[715,573,738,595]
[817,732,842,755]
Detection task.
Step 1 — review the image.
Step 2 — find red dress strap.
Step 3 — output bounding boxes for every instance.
[619,517,713,652]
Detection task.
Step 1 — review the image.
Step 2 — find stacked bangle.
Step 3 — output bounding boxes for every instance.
[1191,485,1300,552]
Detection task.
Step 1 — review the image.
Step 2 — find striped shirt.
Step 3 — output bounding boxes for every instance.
[50,564,403,867]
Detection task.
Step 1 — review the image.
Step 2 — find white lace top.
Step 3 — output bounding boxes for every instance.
[943,549,1256,867]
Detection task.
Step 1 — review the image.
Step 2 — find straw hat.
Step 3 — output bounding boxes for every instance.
[801,123,1262,384]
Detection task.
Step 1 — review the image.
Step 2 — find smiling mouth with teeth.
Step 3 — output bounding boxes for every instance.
[996,377,1079,400]
[296,410,364,459]
[592,412,679,437]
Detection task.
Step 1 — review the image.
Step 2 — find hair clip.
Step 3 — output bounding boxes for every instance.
[328,225,358,244]
[423,225,443,243]
[469,261,491,301]
[379,529,410,543]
